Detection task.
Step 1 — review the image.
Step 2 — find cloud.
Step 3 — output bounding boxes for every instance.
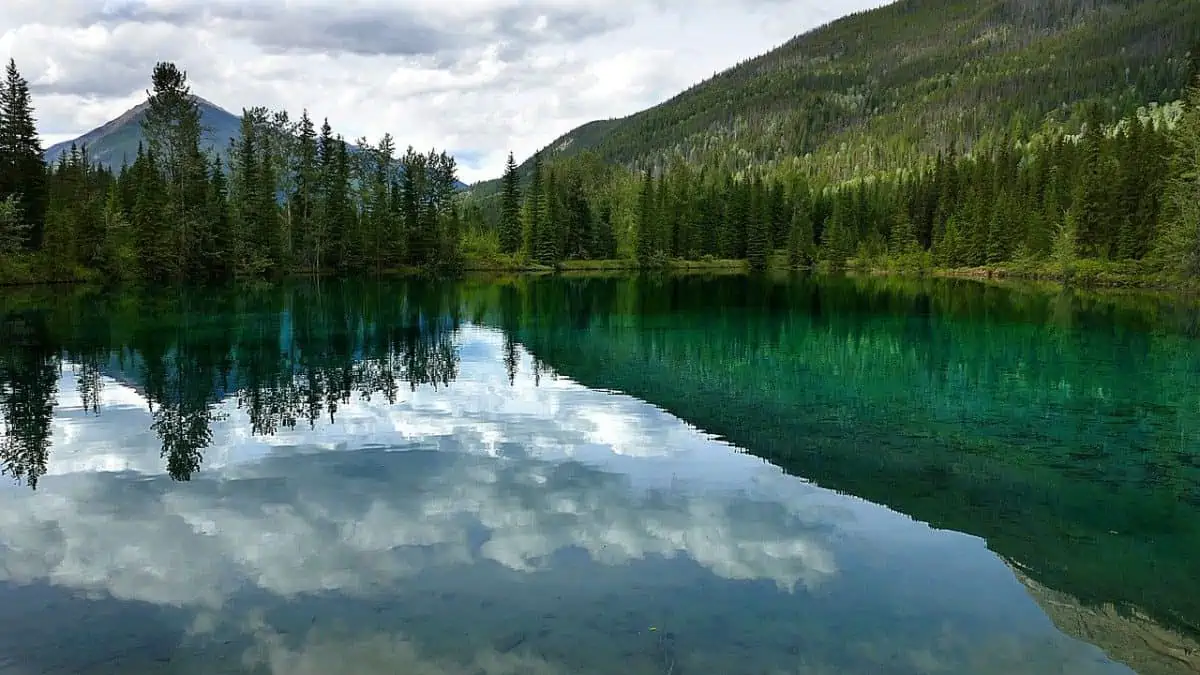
[79,1,629,60]
[241,625,572,675]
[4,329,846,608]
[0,325,1131,675]
[0,0,892,180]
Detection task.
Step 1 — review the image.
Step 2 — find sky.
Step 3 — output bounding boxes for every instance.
[0,0,888,183]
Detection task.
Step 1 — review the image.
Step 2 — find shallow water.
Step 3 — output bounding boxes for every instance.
[0,275,1197,674]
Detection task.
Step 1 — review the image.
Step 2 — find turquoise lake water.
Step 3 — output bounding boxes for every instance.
[0,275,1197,674]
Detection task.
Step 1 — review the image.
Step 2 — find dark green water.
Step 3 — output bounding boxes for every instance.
[0,275,1198,675]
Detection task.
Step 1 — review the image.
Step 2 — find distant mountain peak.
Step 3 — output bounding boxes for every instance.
[45,94,242,168]
[43,95,467,189]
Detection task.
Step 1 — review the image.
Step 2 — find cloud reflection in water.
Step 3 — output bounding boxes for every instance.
[0,326,1132,675]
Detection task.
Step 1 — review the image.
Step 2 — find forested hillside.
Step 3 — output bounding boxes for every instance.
[471,0,1200,194]
[3,1,1200,286]
[446,0,1200,284]
[465,97,1194,278]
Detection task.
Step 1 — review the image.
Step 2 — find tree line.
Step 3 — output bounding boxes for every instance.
[0,61,463,284]
[4,56,1200,282]
[0,280,569,487]
[470,81,1200,278]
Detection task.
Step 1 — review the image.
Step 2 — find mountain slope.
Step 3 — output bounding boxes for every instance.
[45,98,469,189]
[471,0,1200,193]
[45,97,241,169]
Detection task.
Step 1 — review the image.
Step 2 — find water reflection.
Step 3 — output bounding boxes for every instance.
[504,275,1200,649]
[0,326,1132,675]
[1,283,465,485]
[0,276,1197,674]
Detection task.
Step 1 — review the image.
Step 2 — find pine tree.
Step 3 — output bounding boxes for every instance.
[889,205,919,258]
[595,200,616,259]
[254,117,282,271]
[0,195,28,255]
[636,170,656,265]
[295,110,319,273]
[499,152,522,254]
[441,203,463,271]
[399,147,422,266]
[986,190,1016,264]
[0,59,47,248]
[561,169,591,259]
[525,151,547,258]
[1025,165,1062,259]
[315,117,336,270]
[821,193,854,267]
[332,137,356,271]
[787,199,816,267]
[720,178,747,259]
[1072,108,1113,258]
[132,146,169,278]
[938,215,963,267]
[99,182,136,280]
[1054,208,1080,277]
[536,167,558,264]
[1161,82,1200,277]
[205,156,231,277]
[141,62,207,279]
[746,178,769,271]
[368,135,396,271]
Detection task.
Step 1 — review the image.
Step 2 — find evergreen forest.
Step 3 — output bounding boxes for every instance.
[0,61,465,284]
[1,0,1200,284]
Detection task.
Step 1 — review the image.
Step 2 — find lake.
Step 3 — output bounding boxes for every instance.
[0,274,1197,675]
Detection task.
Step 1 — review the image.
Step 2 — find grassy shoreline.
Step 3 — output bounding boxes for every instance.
[2,254,1194,292]
[897,259,1197,292]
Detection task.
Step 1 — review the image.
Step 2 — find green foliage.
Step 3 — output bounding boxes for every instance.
[470,0,1200,194]
[5,0,1200,286]
[1053,208,1080,280]
[0,195,28,254]
[499,152,522,254]
[98,184,137,281]
[0,61,463,285]
[1161,82,1200,277]
[0,59,46,249]
[636,171,656,265]
[457,94,1189,284]
[787,198,815,268]
[453,1,1199,281]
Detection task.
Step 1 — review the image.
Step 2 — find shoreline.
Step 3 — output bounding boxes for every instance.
[1,257,1194,293]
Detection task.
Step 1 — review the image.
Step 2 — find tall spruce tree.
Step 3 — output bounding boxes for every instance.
[536,167,558,264]
[499,152,522,254]
[525,151,546,258]
[1162,82,1200,276]
[294,110,319,273]
[141,62,207,279]
[0,59,47,248]
[746,177,770,271]
[636,170,656,265]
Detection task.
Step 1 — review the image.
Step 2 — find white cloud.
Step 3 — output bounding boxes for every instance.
[0,0,891,182]
[0,325,1131,674]
[7,329,848,606]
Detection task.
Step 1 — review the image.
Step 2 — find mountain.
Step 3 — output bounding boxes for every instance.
[45,98,468,189]
[1006,560,1200,675]
[44,96,241,169]
[470,0,1200,194]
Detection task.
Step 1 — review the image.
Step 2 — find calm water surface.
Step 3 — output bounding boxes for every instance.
[0,275,1197,675]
